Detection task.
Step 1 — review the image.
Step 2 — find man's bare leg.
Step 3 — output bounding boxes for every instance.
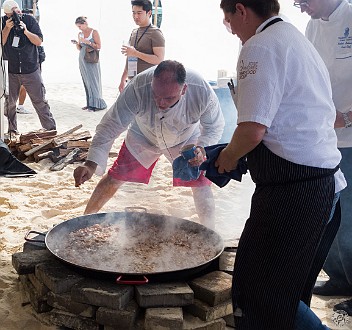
[191,186,216,230]
[84,174,124,214]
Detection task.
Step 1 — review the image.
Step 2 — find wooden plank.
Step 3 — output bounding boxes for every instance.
[52,131,91,146]
[66,140,91,149]
[29,138,53,145]
[20,130,57,144]
[17,143,32,152]
[34,150,54,162]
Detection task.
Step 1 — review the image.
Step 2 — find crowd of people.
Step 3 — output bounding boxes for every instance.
[2,0,352,328]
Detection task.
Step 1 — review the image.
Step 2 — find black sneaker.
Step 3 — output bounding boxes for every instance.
[313,280,352,296]
[334,299,352,316]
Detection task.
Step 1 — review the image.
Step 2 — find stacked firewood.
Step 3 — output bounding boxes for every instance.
[6,125,92,171]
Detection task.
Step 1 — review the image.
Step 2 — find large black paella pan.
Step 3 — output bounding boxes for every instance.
[26,211,224,283]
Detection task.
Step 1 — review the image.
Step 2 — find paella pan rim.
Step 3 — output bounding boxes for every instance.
[44,211,225,276]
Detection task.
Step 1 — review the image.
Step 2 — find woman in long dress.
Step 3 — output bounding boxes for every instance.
[73,16,107,111]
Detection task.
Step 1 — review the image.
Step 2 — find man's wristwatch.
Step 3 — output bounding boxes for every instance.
[342,112,352,128]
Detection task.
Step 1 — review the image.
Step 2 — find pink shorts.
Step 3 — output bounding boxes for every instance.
[108,141,211,187]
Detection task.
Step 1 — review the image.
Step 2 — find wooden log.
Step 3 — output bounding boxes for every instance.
[52,131,91,147]
[66,140,91,149]
[49,148,81,171]
[20,130,57,144]
[17,143,32,152]
[24,125,83,157]
[29,138,54,145]
[34,150,55,162]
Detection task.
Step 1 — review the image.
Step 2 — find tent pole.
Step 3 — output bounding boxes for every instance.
[153,0,159,26]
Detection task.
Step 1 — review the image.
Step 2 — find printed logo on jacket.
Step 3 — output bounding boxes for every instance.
[338,27,352,49]
[239,60,258,80]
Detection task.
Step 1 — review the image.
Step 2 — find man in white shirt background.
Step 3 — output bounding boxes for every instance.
[296,0,352,316]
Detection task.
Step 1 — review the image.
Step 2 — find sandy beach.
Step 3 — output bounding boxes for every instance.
[0,82,351,329]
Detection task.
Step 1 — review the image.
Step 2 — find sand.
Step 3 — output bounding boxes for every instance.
[0,82,351,329]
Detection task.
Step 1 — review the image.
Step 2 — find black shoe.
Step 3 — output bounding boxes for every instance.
[313,280,352,296]
[334,299,352,316]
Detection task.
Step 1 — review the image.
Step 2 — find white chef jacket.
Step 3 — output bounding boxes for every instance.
[235,17,346,192]
[87,66,225,175]
[306,0,352,148]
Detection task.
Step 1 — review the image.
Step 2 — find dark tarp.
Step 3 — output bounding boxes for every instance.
[0,139,36,177]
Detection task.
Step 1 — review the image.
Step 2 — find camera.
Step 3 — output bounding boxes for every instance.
[12,10,23,31]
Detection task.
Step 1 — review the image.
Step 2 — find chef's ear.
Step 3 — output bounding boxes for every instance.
[181,84,188,95]
[235,3,246,16]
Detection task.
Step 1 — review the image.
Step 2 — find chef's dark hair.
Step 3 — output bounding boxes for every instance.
[131,0,152,13]
[220,0,280,17]
[154,60,186,85]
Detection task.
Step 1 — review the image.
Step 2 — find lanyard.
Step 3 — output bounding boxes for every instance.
[134,24,151,49]
[261,17,283,32]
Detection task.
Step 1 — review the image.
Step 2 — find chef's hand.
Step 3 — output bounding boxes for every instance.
[215,147,238,174]
[188,146,207,167]
[73,161,97,187]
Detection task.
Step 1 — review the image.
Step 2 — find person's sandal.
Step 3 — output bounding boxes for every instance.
[82,106,89,110]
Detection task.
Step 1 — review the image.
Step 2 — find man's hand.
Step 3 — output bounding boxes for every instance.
[5,17,14,30]
[73,161,97,187]
[121,45,137,57]
[20,21,27,32]
[188,146,207,167]
[215,147,238,174]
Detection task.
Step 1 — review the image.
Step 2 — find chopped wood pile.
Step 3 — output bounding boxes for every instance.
[5,125,92,171]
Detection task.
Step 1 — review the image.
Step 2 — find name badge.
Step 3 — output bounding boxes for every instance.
[12,36,20,48]
[127,56,138,77]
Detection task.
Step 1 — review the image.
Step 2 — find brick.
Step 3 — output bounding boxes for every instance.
[48,308,100,330]
[23,233,47,252]
[96,300,139,328]
[47,291,96,317]
[133,310,146,330]
[12,250,54,274]
[19,275,52,313]
[35,259,84,293]
[135,282,194,308]
[183,312,226,330]
[145,307,183,330]
[189,271,232,306]
[71,279,134,310]
[185,298,233,322]
[28,273,50,296]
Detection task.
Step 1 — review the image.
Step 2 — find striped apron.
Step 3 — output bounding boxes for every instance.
[232,143,339,330]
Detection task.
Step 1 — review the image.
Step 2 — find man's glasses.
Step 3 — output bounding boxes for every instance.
[293,1,310,8]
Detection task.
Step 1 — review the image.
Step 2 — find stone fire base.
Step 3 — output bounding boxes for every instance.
[12,243,237,330]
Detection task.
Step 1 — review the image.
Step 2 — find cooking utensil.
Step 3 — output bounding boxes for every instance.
[25,211,224,283]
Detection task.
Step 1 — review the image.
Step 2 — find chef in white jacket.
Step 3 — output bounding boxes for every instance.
[73,60,225,229]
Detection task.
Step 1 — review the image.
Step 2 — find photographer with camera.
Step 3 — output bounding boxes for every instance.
[15,8,45,114]
[1,0,56,135]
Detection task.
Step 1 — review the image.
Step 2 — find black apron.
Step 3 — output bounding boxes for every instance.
[232,143,338,329]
